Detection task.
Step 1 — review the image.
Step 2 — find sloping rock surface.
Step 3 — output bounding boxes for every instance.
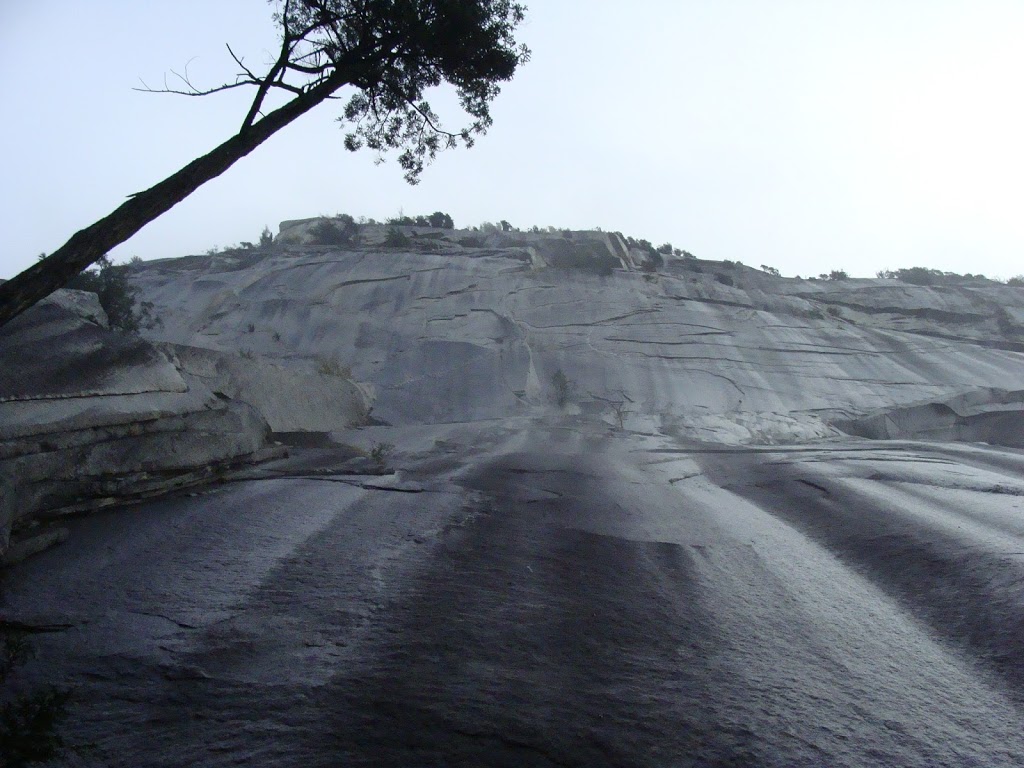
[0,294,270,555]
[5,223,1024,763]
[132,224,1024,444]
[165,343,371,432]
[0,291,183,403]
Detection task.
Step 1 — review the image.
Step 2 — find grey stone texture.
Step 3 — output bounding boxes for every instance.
[0,294,269,555]
[136,223,1024,442]
[4,222,1023,554]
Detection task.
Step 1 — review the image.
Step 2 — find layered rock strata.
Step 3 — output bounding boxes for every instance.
[0,293,270,557]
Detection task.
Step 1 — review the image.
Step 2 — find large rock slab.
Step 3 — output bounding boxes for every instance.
[0,290,185,402]
[164,343,372,432]
[132,226,1024,440]
[0,293,271,556]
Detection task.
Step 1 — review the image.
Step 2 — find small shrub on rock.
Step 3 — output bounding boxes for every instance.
[66,255,159,333]
[370,441,394,468]
[310,216,358,246]
[551,368,573,408]
[316,357,352,378]
[384,227,410,248]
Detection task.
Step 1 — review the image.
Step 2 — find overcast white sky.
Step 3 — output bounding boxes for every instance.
[2,1,1023,279]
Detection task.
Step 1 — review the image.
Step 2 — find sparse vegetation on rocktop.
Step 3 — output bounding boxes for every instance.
[384,227,411,248]
[316,357,353,378]
[877,267,1007,286]
[819,269,849,281]
[236,226,276,251]
[310,215,358,246]
[387,212,454,229]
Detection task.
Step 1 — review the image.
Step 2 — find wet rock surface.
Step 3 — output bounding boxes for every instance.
[4,421,1024,766]
[3,226,1024,764]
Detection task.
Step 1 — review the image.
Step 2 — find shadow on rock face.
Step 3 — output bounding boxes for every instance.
[835,388,1024,448]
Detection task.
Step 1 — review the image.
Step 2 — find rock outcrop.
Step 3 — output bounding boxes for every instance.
[5,219,1023,554]
[835,388,1024,446]
[131,221,1024,444]
[0,292,271,557]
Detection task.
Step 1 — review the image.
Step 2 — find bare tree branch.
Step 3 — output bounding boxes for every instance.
[225,43,260,84]
[135,78,256,98]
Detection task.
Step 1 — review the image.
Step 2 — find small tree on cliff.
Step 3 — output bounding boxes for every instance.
[0,0,529,329]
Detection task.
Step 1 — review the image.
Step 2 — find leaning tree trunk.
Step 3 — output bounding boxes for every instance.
[0,71,350,329]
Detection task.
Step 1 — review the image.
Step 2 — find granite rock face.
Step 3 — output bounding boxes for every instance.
[5,221,1023,553]
[132,221,1024,444]
[835,388,1024,446]
[0,294,271,555]
[5,223,1024,761]
[164,343,371,432]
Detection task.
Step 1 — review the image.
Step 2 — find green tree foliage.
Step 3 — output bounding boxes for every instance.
[819,269,848,281]
[259,226,274,249]
[877,267,1001,286]
[66,256,159,333]
[876,267,943,284]
[309,215,358,245]
[760,264,781,277]
[384,226,411,247]
[337,1,529,182]
[387,211,455,229]
[429,211,455,229]
[645,249,664,271]
[0,0,528,328]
